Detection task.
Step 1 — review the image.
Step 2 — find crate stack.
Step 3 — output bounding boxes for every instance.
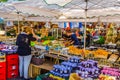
[0,54,6,80]
[6,54,19,79]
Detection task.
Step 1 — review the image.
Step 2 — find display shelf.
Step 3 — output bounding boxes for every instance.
[31,61,54,71]
[45,53,69,61]
[46,50,69,63]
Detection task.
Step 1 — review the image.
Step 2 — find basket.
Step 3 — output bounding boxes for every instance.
[0,54,6,62]
[108,54,119,62]
[69,73,81,80]
[31,57,44,65]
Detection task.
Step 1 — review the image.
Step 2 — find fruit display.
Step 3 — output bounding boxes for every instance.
[101,67,120,80]
[68,46,93,57]
[105,24,117,44]
[95,36,105,44]
[42,40,51,46]
[40,28,48,38]
[99,74,116,80]
[77,60,100,78]
[50,56,80,78]
[50,65,71,78]
[68,56,81,63]
[41,36,55,41]
[84,50,93,57]
[61,56,80,68]
[0,44,18,54]
[93,49,109,59]
[116,41,120,47]
[116,32,120,48]
[63,41,72,47]
[68,46,83,55]
[30,41,36,47]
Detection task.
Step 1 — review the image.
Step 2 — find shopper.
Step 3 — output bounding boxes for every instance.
[16,26,39,80]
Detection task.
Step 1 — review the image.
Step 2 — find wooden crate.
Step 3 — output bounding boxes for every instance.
[29,61,54,78]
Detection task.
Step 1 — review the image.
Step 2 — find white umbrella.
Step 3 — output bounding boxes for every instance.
[0,0,120,54]
[42,0,120,54]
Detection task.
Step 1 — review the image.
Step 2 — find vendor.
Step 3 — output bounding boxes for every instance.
[62,30,71,40]
[76,28,83,37]
[66,30,80,46]
[16,26,39,80]
[86,31,91,47]
[75,28,83,44]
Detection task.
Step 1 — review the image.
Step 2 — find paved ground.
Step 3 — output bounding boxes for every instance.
[7,78,35,80]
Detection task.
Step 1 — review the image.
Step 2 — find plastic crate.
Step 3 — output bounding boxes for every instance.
[7,70,18,78]
[0,71,6,80]
[0,62,6,80]
[36,73,69,80]
[69,73,82,80]
[6,54,18,61]
[8,64,18,71]
[36,73,50,80]
[7,60,18,66]
[0,62,6,69]
[6,54,19,78]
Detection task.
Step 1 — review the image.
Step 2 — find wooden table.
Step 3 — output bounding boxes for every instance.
[29,61,54,78]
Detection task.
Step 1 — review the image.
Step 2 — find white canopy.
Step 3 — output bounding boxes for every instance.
[0,0,120,21]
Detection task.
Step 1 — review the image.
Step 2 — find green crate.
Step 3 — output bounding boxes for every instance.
[36,73,69,80]
[36,73,50,80]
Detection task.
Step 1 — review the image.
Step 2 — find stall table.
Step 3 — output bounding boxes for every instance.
[29,61,54,78]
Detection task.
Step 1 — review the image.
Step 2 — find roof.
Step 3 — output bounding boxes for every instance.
[0,0,120,21]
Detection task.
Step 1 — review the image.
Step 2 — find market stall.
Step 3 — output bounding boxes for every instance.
[0,0,120,80]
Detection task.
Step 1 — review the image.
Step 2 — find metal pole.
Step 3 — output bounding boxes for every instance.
[83,0,88,58]
[84,9,87,52]
[57,28,58,38]
[17,12,20,34]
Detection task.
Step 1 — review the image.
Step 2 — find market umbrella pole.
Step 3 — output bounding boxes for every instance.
[17,12,20,34]
[83,0,88,58]
[84,9,87,54]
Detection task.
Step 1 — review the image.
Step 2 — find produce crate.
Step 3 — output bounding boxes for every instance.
[69,73,82,80]
[36,73,69,80]
[6,54,19,79]
[112,61,120,69]
[0,62,6,80]
[7,70,18,78]
[0,55,6,62]
[49,74,69,80]
[97,58,113,67]
[29,61,54,78]
[36,73,50,80]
